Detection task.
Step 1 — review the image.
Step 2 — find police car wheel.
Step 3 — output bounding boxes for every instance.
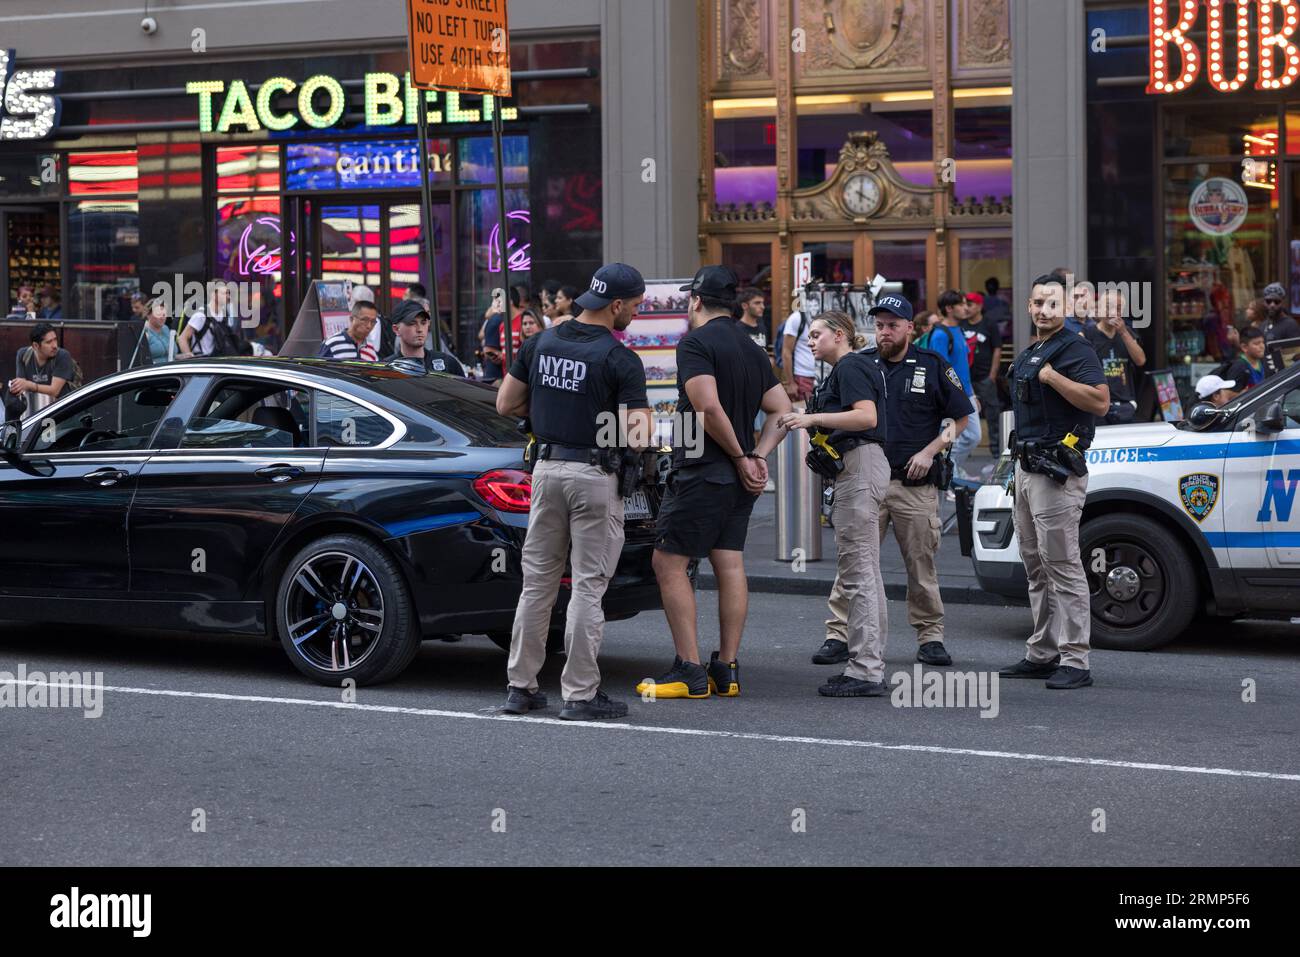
[1080,515,1198,652]
[275,534,421,685]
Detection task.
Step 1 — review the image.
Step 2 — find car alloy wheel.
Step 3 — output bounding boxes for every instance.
[285,551,386,673]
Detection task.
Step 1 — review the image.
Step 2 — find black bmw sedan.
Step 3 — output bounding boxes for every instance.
[0,357,669,685]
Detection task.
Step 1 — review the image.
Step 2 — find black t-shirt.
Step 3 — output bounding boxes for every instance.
[1224,355,1268,389]
[509,321,647,448]
[1083,323,1136,403]
[878,346,975,469]
[674,316,779,478]
[810,351,888,446]
[384,349,467,376]
[962,317,1002,380]
[18,347,75,410]
[739,319,768,351]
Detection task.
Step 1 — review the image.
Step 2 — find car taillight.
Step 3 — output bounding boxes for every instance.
[474,469,532,513]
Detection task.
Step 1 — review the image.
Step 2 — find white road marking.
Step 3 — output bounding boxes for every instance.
[6,678,1300,783]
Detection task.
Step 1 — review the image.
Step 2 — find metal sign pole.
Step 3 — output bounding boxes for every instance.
[492,95,512,371]
[415,91,442,352]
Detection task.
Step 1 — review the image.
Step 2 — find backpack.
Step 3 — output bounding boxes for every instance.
[199,313,243,357]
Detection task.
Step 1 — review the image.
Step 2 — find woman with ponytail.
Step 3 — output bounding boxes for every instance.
[778,309,892,697]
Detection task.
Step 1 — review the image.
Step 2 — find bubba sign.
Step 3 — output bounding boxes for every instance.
[1149,1,1300,94]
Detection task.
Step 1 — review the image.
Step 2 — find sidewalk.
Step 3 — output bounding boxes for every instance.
[695,452,1026,608]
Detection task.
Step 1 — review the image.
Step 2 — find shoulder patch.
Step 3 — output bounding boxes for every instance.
[944,366,961,388]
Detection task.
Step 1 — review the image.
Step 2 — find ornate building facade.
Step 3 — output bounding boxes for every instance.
[699,0,1013,327]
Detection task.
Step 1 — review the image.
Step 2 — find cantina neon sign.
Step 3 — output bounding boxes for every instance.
[187,71,517,134]
[1148,0,1300,94]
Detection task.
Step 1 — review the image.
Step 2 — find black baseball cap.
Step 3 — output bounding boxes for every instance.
[868,293,914,322]
[679,264,740,300]
[391,300,429,325]
[576,263,646,310]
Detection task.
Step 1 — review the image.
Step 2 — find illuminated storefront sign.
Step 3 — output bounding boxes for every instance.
[1148,0,1300,94]
[186,71,517,133]
[0,49,61,140]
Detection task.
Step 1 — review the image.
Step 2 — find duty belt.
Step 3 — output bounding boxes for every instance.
[537,444,616,471]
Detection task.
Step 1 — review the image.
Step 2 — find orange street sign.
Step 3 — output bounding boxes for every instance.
[406,0,511,96]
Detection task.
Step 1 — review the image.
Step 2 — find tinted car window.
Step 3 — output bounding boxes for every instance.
[1284,387,1300,428]
[371,376,522,445]
[28,378,181,453]
[182,379,310,449]
[315,392,394,447]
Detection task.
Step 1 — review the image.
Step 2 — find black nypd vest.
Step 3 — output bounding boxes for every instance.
[1011,330,1098,449]
[526,323,623,448]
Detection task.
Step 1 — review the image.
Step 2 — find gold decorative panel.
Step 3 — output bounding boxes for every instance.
[716,0,771,83]
[955,0,1011,77]
[794,0,931,83]
[789,131,941,225]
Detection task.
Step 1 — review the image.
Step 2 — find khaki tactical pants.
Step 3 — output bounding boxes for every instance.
[824,443,891,682]
[878,480,944,644]
[1013,464,1091,669]
[507,461,625,702]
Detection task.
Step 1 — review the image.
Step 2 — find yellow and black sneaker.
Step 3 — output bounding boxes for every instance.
[635,656,710,699]
[706,651,739,697]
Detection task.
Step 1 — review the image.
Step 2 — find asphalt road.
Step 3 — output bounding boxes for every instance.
[1,596,1298,866]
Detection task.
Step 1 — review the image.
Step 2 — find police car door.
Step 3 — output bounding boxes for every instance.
[1257,380,1300,566]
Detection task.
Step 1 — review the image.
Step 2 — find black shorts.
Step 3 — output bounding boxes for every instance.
[655,468,758,558]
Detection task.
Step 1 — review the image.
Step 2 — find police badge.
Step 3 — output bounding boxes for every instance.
[1178,473,1219,523]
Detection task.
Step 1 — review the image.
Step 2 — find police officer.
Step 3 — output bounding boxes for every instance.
[779,309,890,698]
[495,264,652,720]
[999,274,1109,690]
[811,294,974,668]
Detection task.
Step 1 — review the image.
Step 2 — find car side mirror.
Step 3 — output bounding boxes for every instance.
[0,422,21,462]
[1258,400,1286,434]
[1187,402,1226,431]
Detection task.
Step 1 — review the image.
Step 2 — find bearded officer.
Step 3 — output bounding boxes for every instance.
[999,274,1109,690]
[496,264,652,720]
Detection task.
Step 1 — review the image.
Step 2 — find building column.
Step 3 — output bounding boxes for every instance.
[600,0,699,277]
[1011,0,1087,352]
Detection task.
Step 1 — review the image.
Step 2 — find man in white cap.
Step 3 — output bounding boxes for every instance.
[1194,374,1237,408]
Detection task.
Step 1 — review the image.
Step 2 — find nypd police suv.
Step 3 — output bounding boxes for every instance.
[972,359,1300,650]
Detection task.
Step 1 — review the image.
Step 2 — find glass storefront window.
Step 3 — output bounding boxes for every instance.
[958,237,1012,335]
[954,107,1011,203]
[216,145,280,193]
[0,153,60,198]
[457,187,529,347]
[456,136,528,185]
[1163,163,1271,371]
[319,204,383,291]
[714,114,777,207]
[797,108,932,189]
[68,150,139,195]
[801,240,853,284]
[872,240,927,315]
[285,139,453,190]
[67,199,140,321]
[721,241,773,298]
[216,195,285,351]
[387,201,453,320]
[1164,104,1279,159]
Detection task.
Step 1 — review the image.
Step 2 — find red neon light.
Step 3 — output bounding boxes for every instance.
[1206,0,1250,91]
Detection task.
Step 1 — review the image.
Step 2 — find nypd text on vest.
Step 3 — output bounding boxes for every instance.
[538,354,587,393]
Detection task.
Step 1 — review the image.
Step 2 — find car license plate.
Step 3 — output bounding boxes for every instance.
[623,490,652,520]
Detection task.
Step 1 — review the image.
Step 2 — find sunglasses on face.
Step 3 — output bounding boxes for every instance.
[1266,298,1283,304]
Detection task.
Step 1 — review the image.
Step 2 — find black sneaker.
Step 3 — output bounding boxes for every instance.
[916,641,952,666]
[818,674,888,697]
[706,651,739,697]
[558,690,629,721]
[812,638,849,665]
[501,686,547,715]
[635,656,710,699]
[998,656,1060,679]
[1046,665,1093,690]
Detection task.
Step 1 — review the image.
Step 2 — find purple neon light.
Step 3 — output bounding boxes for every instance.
[488,209,531,273]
